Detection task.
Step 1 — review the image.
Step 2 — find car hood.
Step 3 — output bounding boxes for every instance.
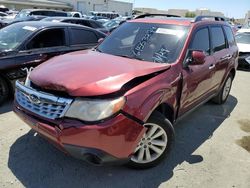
[30,50,170,96]
[237,43,250,53]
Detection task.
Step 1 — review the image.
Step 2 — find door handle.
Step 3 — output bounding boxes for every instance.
[209,64,215,70]
[220,54,232,61]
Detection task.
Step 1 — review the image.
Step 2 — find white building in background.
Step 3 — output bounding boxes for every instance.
[246,11,250,26]
[58,0,133,16]
[0,0,72,11]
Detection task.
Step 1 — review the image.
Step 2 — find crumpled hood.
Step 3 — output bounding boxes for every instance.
[30,50,170,96]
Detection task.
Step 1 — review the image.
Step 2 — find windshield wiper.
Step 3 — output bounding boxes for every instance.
[94,48,102,53]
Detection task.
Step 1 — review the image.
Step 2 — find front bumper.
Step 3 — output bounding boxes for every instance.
[14,102,146,165]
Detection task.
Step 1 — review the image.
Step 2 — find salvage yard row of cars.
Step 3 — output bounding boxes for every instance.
[0,9,249,169]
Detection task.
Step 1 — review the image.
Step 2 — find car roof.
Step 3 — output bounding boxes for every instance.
[43,17,94,21]
[9,21,92,29]
[129,17,229,27]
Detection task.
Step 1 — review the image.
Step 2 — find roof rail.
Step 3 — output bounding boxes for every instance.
[135,13,180,19]
[194,15,226,22]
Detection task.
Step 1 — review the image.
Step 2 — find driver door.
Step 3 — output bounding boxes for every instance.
[179,27,216,115]
[15,27,69,76]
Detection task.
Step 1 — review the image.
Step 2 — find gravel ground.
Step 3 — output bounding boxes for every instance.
[0,70,250,188]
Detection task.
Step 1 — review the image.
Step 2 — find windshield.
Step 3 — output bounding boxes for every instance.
[98,22,189,64]
[236,32,250,44]
[0,24,36,50]
[15,10,30,19]
[103,20,120,29]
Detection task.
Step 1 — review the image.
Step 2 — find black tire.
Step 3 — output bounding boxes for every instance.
[126,111,175,169]
[0,76,9,105]
[212,73,233,104]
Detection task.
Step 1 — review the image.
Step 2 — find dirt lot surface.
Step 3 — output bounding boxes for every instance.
[0,71,250,188]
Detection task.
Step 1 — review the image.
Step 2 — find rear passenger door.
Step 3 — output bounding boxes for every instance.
[210,26,232,90]
[69,27,100,50]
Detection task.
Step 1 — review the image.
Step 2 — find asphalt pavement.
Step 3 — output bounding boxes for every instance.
[0,70,249,188]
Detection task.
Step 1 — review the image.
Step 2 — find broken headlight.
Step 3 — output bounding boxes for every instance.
[65,97,126,122]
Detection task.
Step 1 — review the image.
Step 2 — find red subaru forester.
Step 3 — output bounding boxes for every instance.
[14,15,238,169]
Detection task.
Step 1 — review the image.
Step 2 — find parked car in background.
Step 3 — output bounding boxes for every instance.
[0,21,106,104]
[0,6,9,13]
[67,12,83,18]
[96,19,110,24]
[0,11,8,17]
[42,17,109,34]
[103,19,125,32]
[0,15,47,29]
[236,29,250,69]
[89,11,120,19]
[15,9,68,19]
[89,15,109,21]
[14,15,238,169]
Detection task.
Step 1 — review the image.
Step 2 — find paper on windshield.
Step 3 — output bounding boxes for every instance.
[22,26,37,32]
[156,28,185,38]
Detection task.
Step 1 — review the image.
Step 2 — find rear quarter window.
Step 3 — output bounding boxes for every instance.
[223,26,236,47]
[70,28,98,45]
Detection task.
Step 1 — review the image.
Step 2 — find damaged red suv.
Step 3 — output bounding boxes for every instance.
[14,15,238,169]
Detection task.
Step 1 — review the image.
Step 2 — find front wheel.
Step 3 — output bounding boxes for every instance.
[127,111,175,169]
[212,74,233,104]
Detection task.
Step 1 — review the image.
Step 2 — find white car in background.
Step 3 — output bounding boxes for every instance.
[236,28,250,69]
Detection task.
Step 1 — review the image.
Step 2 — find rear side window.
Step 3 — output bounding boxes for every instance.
[211,26,226,52]
[190,27,210,54]
[70,28,98,45]
[223,26,236,47]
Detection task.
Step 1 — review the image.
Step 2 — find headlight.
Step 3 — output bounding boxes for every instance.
[245,56,250,64]
[65,97,126,122]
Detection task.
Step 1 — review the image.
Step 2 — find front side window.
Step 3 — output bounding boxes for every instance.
[190,27,210,54]
[26,29,66,49]
[211,26,226,52]
[97,22,189,64]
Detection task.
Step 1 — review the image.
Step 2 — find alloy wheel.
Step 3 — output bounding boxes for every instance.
[222,77,232,101]
[131,123,168,164]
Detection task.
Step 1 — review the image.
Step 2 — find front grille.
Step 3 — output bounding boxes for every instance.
[15,81,73,120]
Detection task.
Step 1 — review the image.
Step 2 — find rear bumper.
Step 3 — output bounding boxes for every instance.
[14,102,146,165]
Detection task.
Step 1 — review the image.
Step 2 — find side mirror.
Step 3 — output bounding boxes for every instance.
[188,50,206,66]
[98,38,104,44]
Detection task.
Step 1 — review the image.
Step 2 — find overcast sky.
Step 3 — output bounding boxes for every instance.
[121,0,249,18]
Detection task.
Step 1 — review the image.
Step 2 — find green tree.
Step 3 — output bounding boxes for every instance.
[185,12,196,18]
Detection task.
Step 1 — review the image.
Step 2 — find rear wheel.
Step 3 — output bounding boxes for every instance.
[212,74,233,104]
[0,76,9,105]
[127,111,175,169]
